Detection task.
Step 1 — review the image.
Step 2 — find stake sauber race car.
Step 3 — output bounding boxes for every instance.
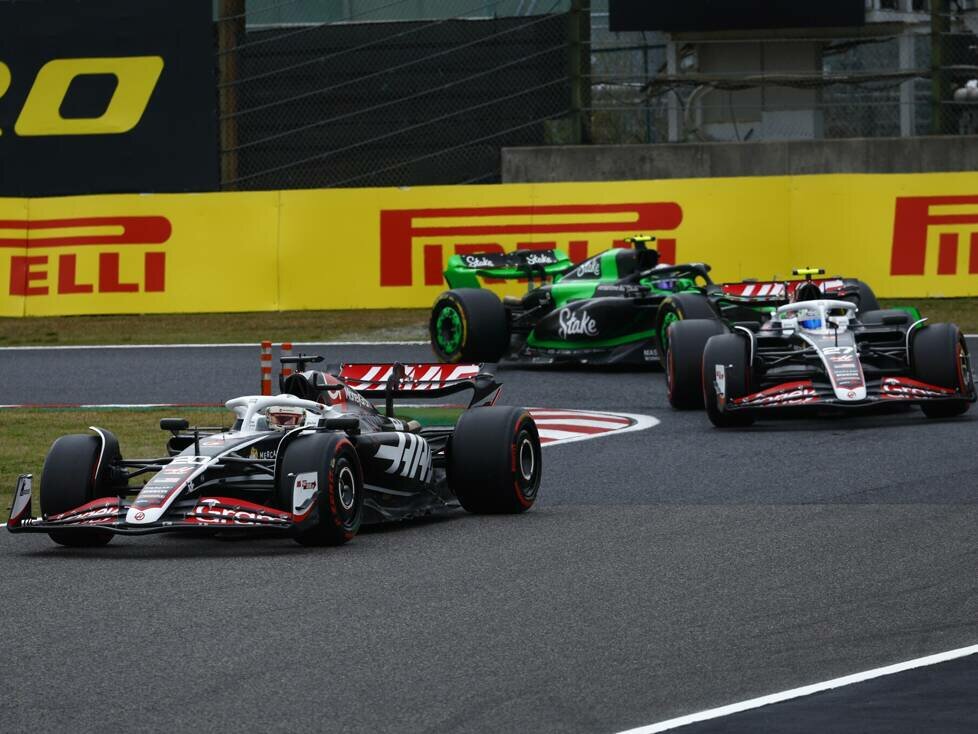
[7,359,542,547]
[429,239,881,368]
[693,299,975,426]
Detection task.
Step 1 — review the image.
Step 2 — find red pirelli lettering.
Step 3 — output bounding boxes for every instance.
[4,215,171,297]
[9,255,48,296]
[379,203,683,287]
[891,195,978,276]
[0,216,171,249]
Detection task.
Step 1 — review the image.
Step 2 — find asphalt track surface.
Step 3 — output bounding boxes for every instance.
[1,342,976,733]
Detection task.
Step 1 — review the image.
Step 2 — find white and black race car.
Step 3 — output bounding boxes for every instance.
[697,299,975,427]
[7,359,542,547]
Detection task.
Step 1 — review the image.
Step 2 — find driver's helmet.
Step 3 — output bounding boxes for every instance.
[267,405,305,431]
[796,307,822,330]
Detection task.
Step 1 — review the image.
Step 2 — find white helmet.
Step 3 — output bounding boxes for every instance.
[266,405,305,431]
[825,305,851,333]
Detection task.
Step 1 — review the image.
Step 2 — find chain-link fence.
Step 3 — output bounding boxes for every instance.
[215,1,978,190]
[588,3,978,144]
[217,0,578,190]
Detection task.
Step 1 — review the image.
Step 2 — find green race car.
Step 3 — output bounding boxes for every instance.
[429,238,887,370]
[430,236,716,366]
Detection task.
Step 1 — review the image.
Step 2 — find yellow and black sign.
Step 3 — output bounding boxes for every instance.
[0,0,217,197]
[4,171,978,317]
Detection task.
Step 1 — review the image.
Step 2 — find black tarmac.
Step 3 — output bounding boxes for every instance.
[0,342,975,734]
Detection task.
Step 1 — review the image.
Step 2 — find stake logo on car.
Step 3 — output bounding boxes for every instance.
[557,308,599,339]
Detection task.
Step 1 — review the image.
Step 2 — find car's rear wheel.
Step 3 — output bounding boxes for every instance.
[842,279,880,312]
[702,334,755,427]
[448,407,541,514]
[40,433,119,547]
[666,319,728,409]
[430,289,509,363]
[911,323,973,418]
[655,293,718,369]
[277,433,363,546]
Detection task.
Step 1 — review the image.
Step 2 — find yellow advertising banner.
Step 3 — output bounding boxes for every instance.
[0,197,28,317]
[8,192,280,316]
[2,171,978,316]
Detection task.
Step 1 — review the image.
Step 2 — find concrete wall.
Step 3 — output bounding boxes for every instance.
[502,136,978,182]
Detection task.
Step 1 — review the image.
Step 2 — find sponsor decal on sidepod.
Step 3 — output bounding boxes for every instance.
[557,308,599,339]
[292,471,318,519]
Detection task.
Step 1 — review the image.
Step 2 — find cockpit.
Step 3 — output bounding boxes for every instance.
[776,299,856,335]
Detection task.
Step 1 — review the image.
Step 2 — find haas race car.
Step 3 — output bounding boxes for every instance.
[663,268,923,410]
[7,359,542,547]
[692,299,975,427]
[429,239,881,368]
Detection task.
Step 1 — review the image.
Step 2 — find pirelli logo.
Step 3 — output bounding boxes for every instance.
[892,195,978,276]
[2,216,171,296]
[0,56,163,137]
[379,203,684,287]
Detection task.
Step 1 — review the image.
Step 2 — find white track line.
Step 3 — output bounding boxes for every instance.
[538,412,658,447]
[0,340,428,351]
[616,643,978,734]
[534,418,634,429]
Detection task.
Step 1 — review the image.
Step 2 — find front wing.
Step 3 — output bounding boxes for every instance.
[7,477,295,536]
[719,376,976,412]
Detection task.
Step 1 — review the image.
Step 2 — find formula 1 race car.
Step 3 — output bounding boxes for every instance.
[663,268,921,409]
[697,299,975,427]
[429,240,880,368]
[7,360,542,547]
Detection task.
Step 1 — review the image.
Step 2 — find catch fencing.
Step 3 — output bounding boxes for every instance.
[587,2,978,144]
[214,2,978,187]
[216,1,576,190]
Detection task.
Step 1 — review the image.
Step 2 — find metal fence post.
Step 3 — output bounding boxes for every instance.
[568,0,591,144]
[931,0,950,135]
[217,0,244,189]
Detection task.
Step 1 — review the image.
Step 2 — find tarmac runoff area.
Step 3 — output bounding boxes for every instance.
[0,340,975,734]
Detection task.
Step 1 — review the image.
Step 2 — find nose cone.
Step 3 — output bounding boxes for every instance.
[126,506,164,524]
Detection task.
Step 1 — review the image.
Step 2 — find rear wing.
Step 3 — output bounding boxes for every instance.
[719,278,846,303]
[444,249,573,288]
[336,363,501,412]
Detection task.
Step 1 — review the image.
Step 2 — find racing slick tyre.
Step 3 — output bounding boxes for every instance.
[277,433,363,546]
[666,319,728,410]
[448,407,541,514]
[430,289,509,363]
[702,334,755,428]
[842,279,881,313]
[910,323,974,419]
[655,293,719,369]
[40,433,121,547]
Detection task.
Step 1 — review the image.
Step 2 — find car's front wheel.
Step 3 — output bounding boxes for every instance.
[277,433,363,546]
[702,334,755,428]
[40,433,120,547]
[911,323,973,418]
[448,407,541,514]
